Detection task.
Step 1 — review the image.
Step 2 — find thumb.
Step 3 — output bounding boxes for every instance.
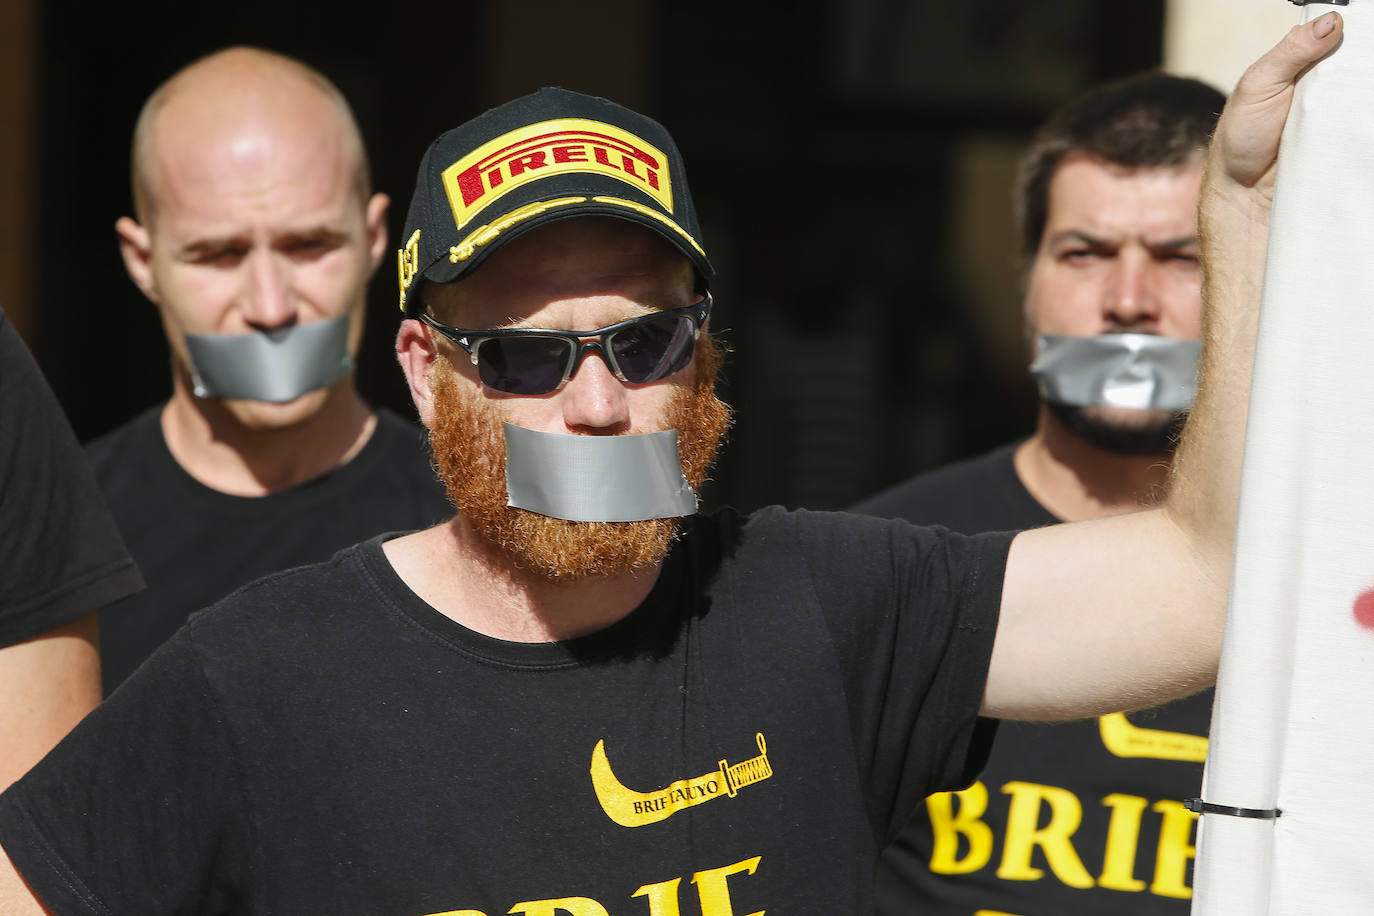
[1214,11,1344,189]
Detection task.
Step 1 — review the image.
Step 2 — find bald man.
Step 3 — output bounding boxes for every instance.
[92,47,448,692]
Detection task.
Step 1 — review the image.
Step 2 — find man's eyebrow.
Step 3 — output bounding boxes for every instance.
[275,226,350,245]
[1045,230,1198,249]
[1146,235,1199,250]
[178,235,249,256]
[1046,229,1114,248]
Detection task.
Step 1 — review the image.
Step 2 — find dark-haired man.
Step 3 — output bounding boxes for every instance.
[91,47,449,692]
[0,15,1341,913]
[854,72,1225,914]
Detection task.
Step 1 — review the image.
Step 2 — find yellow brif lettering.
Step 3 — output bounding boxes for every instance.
[1149,800,1198,899]
[508,898,609,916]
[691,855,763,916]
[926,783,994,874]
[997,781,1093,888]
[630,877,682,916]
[1098,793,1148,892]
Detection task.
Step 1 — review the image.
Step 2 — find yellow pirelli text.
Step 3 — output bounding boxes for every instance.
[421,853,765,916]
[440,118,675,232]
[925,778,1200,900]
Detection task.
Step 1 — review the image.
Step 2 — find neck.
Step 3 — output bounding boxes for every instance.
[383,517,663,643]
[161,373,376,496]
[1014,404,1174,522]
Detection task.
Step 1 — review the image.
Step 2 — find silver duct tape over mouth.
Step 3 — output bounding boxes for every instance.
[185,313,355,403]
[1031,333,1202,411]
[503,423,699,522]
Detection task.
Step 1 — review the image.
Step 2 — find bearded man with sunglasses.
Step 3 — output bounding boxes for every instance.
[0,15,1341,913]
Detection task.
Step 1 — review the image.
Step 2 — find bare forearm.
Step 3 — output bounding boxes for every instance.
[1163,175,1270,583]
[0,845,50,915]
[1167,13,1344,574]
[0,614,101,791]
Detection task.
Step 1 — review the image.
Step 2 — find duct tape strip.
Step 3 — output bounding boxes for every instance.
[185,313,354,402]
[1185,798,1282,819]
[1030,334,1201,411]
[503,422,698,522]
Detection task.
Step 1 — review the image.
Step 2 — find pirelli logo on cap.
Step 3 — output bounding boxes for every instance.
[441,118,674,231]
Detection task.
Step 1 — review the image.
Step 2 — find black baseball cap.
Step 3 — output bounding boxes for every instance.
[397,86,714,317]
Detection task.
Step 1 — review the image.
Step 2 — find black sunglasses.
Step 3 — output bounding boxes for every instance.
[419,295,711,396]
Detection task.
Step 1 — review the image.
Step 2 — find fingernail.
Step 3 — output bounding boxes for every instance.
[1314,12,1337,39]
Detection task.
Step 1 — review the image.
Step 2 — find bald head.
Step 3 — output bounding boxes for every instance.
[131,47,370,224]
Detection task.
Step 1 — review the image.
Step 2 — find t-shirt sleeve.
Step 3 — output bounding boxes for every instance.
[0,628,246,914]
[784,509,1012,841]
[0,310,143,645]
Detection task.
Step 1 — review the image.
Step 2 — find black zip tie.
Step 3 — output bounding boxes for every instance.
[1184,798,1282,819]
[1290,1,1349,6]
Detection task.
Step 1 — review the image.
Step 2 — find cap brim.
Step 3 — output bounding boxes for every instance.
[419,198,714,289]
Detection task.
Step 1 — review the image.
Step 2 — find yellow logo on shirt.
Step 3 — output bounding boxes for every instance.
[590,732,773,827]
[1098,713,1208,762]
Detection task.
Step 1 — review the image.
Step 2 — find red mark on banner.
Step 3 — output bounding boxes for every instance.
[1354,589,1374,629]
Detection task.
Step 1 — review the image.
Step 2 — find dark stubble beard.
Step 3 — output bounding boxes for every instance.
[428,338,731,582]
[1046,399,1186,457]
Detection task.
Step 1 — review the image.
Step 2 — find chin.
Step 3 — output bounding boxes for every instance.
[220,387,333,432]
[1048,401,1186,457]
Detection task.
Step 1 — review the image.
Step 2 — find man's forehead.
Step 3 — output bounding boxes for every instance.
[1045,156,1202,237]
[1049,155,1204,199]
[424,220,693,322]
[148,130,360,236]
[146,85,361,211]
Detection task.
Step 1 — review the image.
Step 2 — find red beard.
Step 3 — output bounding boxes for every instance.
[428,338,730,581]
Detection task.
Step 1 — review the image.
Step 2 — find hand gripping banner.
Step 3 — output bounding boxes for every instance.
[1192,4,1374,913]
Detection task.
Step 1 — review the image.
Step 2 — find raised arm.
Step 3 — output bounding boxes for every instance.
[983,12,1344,719]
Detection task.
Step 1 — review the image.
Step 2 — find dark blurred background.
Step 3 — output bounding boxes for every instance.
[3,0,1172,514]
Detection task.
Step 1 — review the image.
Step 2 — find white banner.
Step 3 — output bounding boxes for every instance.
[1193,4,1374,914]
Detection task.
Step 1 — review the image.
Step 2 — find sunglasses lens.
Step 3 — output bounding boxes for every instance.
[610,314,696,384]
[476,337,571,394]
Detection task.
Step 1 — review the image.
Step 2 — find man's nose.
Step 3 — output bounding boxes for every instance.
[240,250,297,330]
[1104,254,1160,329]
[559,348,631,434]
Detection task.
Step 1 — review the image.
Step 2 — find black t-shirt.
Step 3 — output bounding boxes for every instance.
[853,442,1213,916]
[0,508,1011,914]
[0,309,142,646]
[88,406,451,692]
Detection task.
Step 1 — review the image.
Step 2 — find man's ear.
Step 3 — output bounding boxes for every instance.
[396,317,441,426]
[115,216,159,303]
[364,193,390,276]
